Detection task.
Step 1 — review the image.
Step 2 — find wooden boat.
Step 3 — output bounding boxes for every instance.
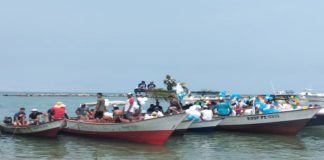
[215,108,321,135]
[187,118,223,132]
[62,114,187,145]
[0,120,64,138]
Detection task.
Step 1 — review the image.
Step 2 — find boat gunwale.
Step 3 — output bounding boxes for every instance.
[66,113,187,126]
[215,108,321,119]
[0,119,64,129]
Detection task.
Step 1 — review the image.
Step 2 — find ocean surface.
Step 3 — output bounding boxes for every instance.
[0,94,324,160]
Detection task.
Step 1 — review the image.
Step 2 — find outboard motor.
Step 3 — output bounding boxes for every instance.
[3,117,12,124]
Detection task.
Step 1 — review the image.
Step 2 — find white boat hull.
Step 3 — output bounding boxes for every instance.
[216,108,320,135]
[62,114,187,145]
[0,120,64,137]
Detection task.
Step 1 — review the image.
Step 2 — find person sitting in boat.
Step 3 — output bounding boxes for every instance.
[13,107,26,126]
[50,102,66,120]
[182,101,193,110]
[144,112,154,120]
[154,107,164,117]
[144,107,163,120]
[29,108,43,125]
[262,102,280,114]
[147,81,156,90]
[232,100,243,116]
[147,104,155,114]
[168,94,182,112]
[87,109,95,119]
[216,98,232,116]
[95,93,107,122]
[155,100,164,113]
[185,104,202,122]
[75,104,89,120]
[113,106,124,123]
[134,81,147,96]
[124,93,135,121]
[103,112,114,123]
[201,105,213,121]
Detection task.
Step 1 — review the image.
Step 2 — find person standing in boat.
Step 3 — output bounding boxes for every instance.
[51,102,66,120]
[95,93,106,122]
[124,93,135,121]
[13,107,26,126]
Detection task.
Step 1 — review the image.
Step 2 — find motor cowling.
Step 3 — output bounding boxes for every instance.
[3,117,12,124]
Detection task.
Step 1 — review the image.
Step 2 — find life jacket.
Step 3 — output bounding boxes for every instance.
[52,106,65,120]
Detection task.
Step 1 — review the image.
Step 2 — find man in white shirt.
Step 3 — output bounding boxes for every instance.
[124,93,135,121]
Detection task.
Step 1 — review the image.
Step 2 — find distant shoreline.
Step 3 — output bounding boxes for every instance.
[1,92,127,97]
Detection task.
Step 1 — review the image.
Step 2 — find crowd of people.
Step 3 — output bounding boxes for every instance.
[7,90,320,127]
[9,101,68,127]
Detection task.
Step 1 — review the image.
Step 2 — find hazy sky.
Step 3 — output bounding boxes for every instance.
[0,0,324,93]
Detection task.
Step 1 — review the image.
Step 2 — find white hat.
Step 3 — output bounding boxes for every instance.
[54,102,66,108]
[31,108,38,112]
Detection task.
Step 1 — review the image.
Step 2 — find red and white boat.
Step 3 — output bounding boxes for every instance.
[62,114,187,145]
[0,120,64,138]
[216,108,321,135]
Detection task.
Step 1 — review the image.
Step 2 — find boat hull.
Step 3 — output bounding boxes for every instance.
[187,118,223,132]
[216,108,320,135]
[172,120,194,136]
[62,114,186,145]
[307,110,324,128]
[0,120,64,138]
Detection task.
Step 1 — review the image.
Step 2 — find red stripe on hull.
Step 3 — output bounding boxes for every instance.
[62,129,174,145]
[216,119,310,135]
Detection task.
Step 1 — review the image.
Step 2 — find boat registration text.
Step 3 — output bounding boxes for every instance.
[247,114,280,121]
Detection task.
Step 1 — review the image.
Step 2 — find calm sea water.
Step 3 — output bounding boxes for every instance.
[0,94,324,160]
